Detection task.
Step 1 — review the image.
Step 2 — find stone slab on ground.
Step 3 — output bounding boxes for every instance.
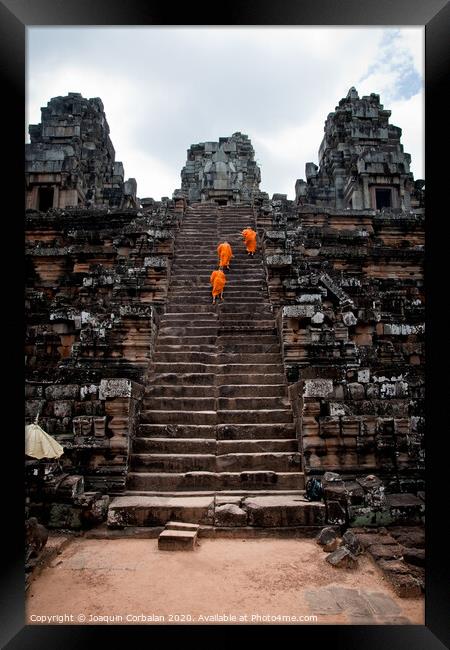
[158,529,198,551]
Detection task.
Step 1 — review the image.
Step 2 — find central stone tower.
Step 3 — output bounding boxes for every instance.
[179,132,261,205]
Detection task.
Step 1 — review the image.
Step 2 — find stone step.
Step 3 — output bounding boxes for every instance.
[126,471,305,492]
[134,438,217,454]
[152,344,217,353]
[158,529,198,551]
[107,495,215,527]
[146,373,216,386]
[140,410,217,425]
[167,296,268,304]
[217,439,298,453]
[144,385,215,397]
[149,363,285,374]
[217,423,296,439]
[169,287,265,293]
[133,438,298,454]
[217,344,281,354]
[217,409,293,424]
[161,312,219,320]
[155,344,280,354]
[217,335,279,345]
[136,422,297,440]
[152,352,282,364]
[164,305,219,313]
[138,424,217,438]
[130,452,301,473]
[216,396,289,409]
[218,384,287,397]
[143,397,216,411]
[214,374,287,385]
[130,453,217,472]
[241,495,326,527]
[152,352,219,364]
[171,271,265,278]
[156,336,217,345]
[170,273,266,289]
[157,327,219,336]
[144,384,287,398]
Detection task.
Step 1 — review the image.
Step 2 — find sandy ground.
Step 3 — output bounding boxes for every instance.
[26,537,424,626]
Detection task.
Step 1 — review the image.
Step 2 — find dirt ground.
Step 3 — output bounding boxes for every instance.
[26,537,424,626]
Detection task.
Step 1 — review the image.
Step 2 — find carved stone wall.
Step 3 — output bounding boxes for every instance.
[25,201,182,494]
[260,196,424,491]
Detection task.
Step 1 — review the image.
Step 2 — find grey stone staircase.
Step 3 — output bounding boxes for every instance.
[107,203,325,529]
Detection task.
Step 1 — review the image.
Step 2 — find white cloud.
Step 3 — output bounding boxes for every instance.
[388,93,425,180]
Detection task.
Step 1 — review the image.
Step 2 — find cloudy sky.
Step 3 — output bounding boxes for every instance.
[26,27,424,200]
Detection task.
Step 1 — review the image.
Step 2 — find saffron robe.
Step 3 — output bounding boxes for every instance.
[217,242,233,267]
[241,228,257,253]
[210,269,226,297]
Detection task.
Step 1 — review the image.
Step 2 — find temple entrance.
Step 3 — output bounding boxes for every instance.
[375,187,392,210]
[38,186,54,211]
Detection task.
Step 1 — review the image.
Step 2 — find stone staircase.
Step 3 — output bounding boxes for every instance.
[107,203,325,530]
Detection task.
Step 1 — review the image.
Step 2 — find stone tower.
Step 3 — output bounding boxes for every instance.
[295,87,417,211]
[25,92,137,210]
[179,132,261,205]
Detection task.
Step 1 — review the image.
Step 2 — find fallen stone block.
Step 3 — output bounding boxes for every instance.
[325,546,358,568]
[214,503,248,527]
[158,529,198,551]
[316,526,339,552]
[342,530,363,555]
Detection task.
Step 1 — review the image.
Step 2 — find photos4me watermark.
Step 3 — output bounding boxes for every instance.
[29,613,319,624]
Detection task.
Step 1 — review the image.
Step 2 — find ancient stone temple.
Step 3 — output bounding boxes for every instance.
[295,87,422,211]
[25,87,424,575]
[25,92,137,210]
[179,132,262,205]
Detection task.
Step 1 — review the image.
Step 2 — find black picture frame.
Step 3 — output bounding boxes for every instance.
[1,0,448,647]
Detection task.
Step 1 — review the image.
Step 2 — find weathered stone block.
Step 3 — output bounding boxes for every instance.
[45,385,80,400]
[303,379,334,398]
[326,546,358,568]
[99,379,143,400]
[214,503,248,527]
[53,401,73,418]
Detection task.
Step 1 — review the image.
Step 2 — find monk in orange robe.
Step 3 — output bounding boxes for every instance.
[210,267,226,303]
[241,227,257,256]
[217,241,233,269]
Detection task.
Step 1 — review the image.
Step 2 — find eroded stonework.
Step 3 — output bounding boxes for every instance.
[26,92,137,211]
[179,132,262,205]
[295,87,424,211]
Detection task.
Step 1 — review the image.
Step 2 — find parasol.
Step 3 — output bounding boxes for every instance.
[25,423,64,459]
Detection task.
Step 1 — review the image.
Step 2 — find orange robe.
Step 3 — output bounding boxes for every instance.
[210,269,226,297]
[217,242,233,267]
[241,228,257,253]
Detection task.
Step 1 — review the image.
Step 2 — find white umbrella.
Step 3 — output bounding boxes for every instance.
[25,423,64,459]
